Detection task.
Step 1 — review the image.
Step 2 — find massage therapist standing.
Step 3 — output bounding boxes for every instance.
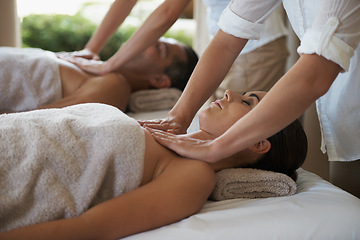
[142,0,360,198]
[61,0,192,74]
[63,0,287,83]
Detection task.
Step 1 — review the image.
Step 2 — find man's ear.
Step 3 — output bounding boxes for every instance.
[249,140,271,154]
[149,74,171,89]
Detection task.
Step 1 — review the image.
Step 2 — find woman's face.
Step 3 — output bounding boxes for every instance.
[199,90,266,137]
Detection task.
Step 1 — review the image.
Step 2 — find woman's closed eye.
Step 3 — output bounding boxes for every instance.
[241,92,261,108]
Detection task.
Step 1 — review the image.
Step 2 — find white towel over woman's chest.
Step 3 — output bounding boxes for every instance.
[0,103,145,231]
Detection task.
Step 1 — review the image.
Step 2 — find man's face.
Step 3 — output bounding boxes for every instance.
[122,38,187,74]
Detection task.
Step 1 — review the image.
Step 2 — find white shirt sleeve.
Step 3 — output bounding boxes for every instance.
[218,0,282,40]
[297,0,360,71]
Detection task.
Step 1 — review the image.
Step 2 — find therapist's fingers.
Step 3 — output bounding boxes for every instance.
[139,118,187,134]
[138,119,163,126]
[145,127,213,161]
[57,49,99,60]
[71,49,100,60]
[58,55,107,75]
[56,54,101,66]
[56,53,88,64]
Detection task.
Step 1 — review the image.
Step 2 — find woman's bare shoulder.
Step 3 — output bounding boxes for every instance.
[142,127,216,187]
[161,155,216,194]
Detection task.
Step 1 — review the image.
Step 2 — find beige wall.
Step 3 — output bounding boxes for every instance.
[0,0,21,47]
[193,0,210,56]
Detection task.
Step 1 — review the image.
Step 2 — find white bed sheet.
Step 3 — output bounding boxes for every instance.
[126,110,360,240]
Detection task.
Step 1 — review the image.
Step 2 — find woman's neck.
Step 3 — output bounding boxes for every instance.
[186,129,216,140]
[142,128,258,183]
[187,130,258,172]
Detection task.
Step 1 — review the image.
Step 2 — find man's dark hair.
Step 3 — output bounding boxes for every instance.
[164,44,198,91]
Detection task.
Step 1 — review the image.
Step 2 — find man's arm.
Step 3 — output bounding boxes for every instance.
[39,73,131,112]
[0,159,215,240]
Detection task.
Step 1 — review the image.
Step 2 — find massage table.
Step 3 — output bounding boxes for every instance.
[2,44,359,238]
[126,104,360,240]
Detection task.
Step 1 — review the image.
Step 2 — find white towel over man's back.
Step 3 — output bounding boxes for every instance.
[0,47,62,112]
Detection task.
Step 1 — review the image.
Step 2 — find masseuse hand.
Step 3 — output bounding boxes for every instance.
[57,54,110,76]
[145,127,218,162]
[138,116,188,134]
[57,48,100,61]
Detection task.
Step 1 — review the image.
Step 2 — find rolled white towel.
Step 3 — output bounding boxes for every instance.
[128,88,182,112]
[210,168,297,201]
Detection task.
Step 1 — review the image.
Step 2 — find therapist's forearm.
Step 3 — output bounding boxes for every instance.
[170,30,248,126]
[105,0,191,72]
[85,0,137,54]
[210,54,341,162]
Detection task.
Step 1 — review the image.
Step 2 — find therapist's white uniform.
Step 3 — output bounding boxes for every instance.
[219,0,360,162]
[203,0,287,54]
[203,0,289,99]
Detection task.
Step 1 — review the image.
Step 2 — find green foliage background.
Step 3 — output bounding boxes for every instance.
[21,14,193,60]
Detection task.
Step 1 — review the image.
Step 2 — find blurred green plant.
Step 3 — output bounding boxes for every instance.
[21,14,193,60]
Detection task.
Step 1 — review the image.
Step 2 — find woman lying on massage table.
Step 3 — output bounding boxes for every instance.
[0,90,307,240]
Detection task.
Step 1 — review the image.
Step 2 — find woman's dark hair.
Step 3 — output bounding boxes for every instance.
[246,119,308,181]
[164,44,198,91]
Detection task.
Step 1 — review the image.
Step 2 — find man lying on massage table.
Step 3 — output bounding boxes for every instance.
[0,38,198,114]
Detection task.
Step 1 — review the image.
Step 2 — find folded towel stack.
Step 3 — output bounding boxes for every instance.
[210,168,297,201]
[128,88,182,112]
